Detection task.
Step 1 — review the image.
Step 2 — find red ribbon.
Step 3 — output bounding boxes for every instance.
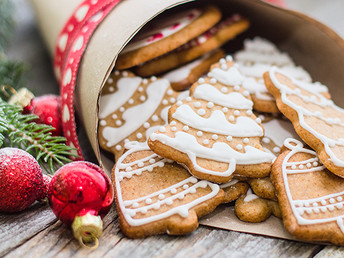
[54,0,122,159]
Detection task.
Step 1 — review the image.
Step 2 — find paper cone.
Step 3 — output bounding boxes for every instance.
[31,0,344,241]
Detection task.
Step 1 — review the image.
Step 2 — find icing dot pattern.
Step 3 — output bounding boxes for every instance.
[99,70,185,154]
[115,144,220,225]
[149,56,274,180]
[282,139,344,231]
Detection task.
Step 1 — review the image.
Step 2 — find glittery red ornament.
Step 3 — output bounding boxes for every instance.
[0,147,47,213]
[23,95,63,136]
[48,161,113,248]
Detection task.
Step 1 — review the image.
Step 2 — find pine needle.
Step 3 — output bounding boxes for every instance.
[0,98,78,173]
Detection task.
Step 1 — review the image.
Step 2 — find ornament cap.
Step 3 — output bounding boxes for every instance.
[8,87,34,108]
[72,212,103,250]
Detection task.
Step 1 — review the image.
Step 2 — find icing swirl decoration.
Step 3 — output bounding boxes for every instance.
[272,138,344,245]
[266,67,344,176]
[149,56,274,183]
[113,143,223,236]
[98,70,189,159]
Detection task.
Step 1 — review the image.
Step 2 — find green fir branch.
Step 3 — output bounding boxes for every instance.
[0,98,78,173]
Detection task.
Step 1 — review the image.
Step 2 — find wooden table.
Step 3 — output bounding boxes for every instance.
[2,0,344,257]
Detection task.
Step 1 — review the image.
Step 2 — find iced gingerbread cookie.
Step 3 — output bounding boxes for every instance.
[148,56,275,183]
[234,37,313,113]
[98,70,188,159]
[116,6,222,70]
[272,138,344,245]
[264,68,344,177]
[113,143,224,238]
[163,48,224,91]
[220,179,249,203]
[135,14,249,77]
[235,188,281,223]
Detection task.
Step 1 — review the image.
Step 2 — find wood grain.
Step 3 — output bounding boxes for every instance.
[2,207,322,258]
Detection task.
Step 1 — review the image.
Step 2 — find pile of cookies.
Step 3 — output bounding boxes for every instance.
[98,5,344,245]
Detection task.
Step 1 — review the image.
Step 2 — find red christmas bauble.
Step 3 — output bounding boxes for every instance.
[24,95,63,136]
[48,161,113,225]
[0,148,46,212]
[48,161,113,248]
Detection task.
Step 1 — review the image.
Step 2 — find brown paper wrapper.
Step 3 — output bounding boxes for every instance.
[31,0,344,241]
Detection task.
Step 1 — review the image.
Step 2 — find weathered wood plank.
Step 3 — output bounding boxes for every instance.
[0,203,57,257]
[314,246,344,258]
[3,208,122,258]
[104,226,321,258]
[3,206,322,258]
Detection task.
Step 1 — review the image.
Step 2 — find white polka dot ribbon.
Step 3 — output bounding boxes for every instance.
[54,0,122,159]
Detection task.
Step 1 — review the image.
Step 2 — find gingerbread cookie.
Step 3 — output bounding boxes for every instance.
[163,48,224,91]
[235,188,281,223]
[248,177,276,201]
[116,5,222,70]
[98,70,188,159]
[135,14,249,77]
[264,68,344,177]
[220,179,249,203]
[272,138,344,245]
[148,56,275,183]
[113,143,224,238]
[234,37,312,113]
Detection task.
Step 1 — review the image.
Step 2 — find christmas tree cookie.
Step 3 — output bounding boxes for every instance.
[98,70,188,159]
[148,56,275,183]
[234,37,314,113]
[264,67,344,177]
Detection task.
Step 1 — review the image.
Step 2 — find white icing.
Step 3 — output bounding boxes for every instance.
[243,37,278,53]
[193,83,253,110]
[209,66,243,86]
[121,9,201,54]
[148,57,273,179]
[244,188,259,202]
[102,79,169,147]
[114,143,220,226]
[280,66,312,82]
[234,37,315,102]
[220,179,239,189]
[172,105,264,137]
[235,51,293,66]
[150,131,274,175]
[270,68,342,167]
[99,76,142,119]
[241,77,274,101]
[281,138,344,232]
